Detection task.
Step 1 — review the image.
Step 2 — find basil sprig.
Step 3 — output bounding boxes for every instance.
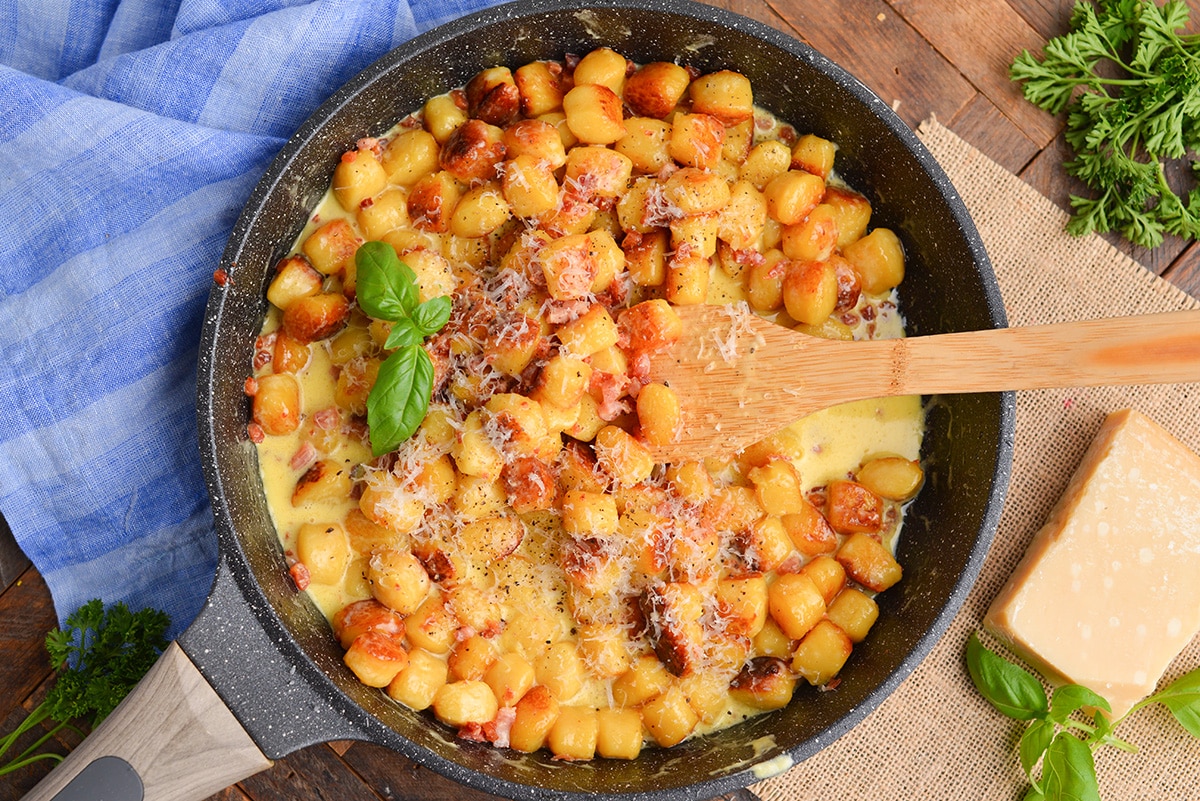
[966,633,1200,801]
[355,241,451,456]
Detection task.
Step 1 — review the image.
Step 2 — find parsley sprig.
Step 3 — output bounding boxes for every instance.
[967,633,1200,801]
[355,241,452,456]
[1011,0,1200,249]
[0,600,170,776]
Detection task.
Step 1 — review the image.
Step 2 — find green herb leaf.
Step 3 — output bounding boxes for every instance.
[3,600,171,776]
[1010,0,1200,249]
[354,241,453,455]
[1146,666,1200,737]
[354,240,417,321]
[1042,732,1101,801]
[966,633,1050,721]
[366,346,435,457]
[412,296,453,337]
[384,317,423,350]
[1049,684,1111,724]
[1020,718,1056,785]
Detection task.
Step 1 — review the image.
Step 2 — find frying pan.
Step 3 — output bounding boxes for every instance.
[23,1,1014,800]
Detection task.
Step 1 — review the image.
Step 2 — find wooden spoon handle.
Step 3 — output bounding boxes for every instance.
[889,309,1200,397]
[22,642,272,801]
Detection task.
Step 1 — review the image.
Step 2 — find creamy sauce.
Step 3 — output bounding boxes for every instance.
[256,255,922,739]
[251,60,924,759]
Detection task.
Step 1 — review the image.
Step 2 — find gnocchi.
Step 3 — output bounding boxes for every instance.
[251,49,923,763]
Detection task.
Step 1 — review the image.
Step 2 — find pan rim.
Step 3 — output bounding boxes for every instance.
[195,1,1015,799]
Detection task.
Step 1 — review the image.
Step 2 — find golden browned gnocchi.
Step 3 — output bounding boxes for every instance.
[250,48,925,762]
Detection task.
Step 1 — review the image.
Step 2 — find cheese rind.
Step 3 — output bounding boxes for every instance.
[984,409,1200,717]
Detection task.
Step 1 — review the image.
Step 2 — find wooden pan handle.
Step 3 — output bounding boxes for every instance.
[22,642,272,801]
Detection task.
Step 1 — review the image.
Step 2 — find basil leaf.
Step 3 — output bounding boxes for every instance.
[355,240,418,322]
[1041,732,1100,801]
[1049,684,1111,724]
[384,317,423,350]
[412,295,452,337]
[967,633,1050,721]
[1149,666,1200,737]
[1023,787,1046,801]
[1090,708,1112,742]
[366,346,434,456]
[1020,718,1055,782]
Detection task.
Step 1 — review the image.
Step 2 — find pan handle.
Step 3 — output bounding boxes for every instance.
[21,642,272,801]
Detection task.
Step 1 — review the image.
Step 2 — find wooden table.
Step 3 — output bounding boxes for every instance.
[3,0,1198,798]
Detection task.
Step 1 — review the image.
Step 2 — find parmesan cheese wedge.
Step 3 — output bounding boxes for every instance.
[984,408,1200,717]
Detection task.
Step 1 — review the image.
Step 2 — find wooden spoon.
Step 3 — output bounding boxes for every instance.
[645,303,1200,462]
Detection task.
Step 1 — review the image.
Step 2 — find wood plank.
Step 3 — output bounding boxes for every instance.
[0,513,30,592]
[762,0,977,129]
[0,700,71,801]
[946,92,1040,174]
[1003,0,1073,42]
[1020,138,1191,275]
[339,741,500,801]
[886,0,1060,146]
[0,569,59,726]
[1008,0,1200,40]
[698,0,783,30]
[237,744,381,801]
[1162,243,1200,302]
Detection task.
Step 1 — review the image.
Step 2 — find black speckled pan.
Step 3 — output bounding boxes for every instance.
[31,2,1015,800]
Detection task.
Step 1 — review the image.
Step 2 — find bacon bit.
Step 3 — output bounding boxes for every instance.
[212,268,231,286]
[628,351,651,383]
[450,88,468,110]
[776,553,804,574]
[247,422,265,444]
[544,299,590,325]
[458,723,488,743]
[591,370,631,421]
[289,561,311,591]
[564,52,582,70]
[244,377,259,396]
[482,707,516,748]
[818,678,843,692]
[290,441,318,472]
[313,407,340,430]
[254,333,276,370]
[860,305,877,322]
[806,487,828,509]
[359,196,374,209]
[840,312,860,327]
[594,275,628,307]
[726,246,767,270]
[455,626,477,643]
[356,137,384,157]
[340,150,356,163]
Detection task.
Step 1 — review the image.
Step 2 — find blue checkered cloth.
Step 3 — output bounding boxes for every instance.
[0,0,501,638]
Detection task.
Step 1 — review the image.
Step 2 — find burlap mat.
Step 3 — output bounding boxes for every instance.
[754,119,1200,801]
